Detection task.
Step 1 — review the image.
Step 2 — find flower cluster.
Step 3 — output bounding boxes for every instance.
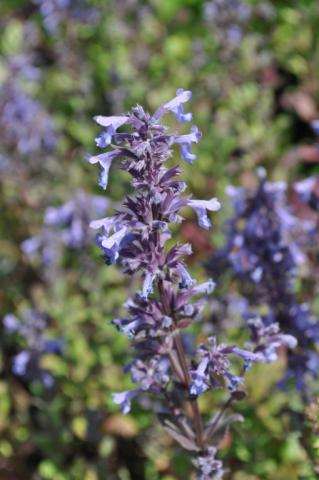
[194,446,224,480]
[33,0,97,33]
[2,310,63,388]
[0,55,56,158]
[0,85,56,156]
[88,91,296,478]
[203,0,252,46]
[206,169,318,389]
[22,190,109,267]
[204,1,274,50]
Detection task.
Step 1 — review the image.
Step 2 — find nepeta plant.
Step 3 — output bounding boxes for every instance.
[207,169,319,390]
[2,310,63,389]
[88,91,296,478]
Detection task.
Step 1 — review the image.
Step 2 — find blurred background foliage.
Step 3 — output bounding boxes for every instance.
[1,0,319,478]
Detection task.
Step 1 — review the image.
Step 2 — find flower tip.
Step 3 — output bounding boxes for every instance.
[176,88,192,101]
[209,197,221,211]
[284,335,298,349]
[256,166,267,180]
[89,219,100,229]
[206,278,216,294]
[93,115,106,126]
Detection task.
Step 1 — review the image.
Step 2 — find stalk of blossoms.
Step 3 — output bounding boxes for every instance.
[206,168,318,391]
[88,90,297,479]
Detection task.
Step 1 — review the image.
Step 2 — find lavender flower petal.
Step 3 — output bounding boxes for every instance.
[188,198,221,229]
[112,389,140,414]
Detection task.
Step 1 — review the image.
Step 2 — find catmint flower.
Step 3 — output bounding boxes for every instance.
[94,115,129,145]
[12,351,32,376]
[188,198,221,229]
[247,318,297,363]
[193,446,224,480]
[190,337,264,396]
[153,88,193,122]
[112,389,143,415]
[176,125,202,163]
[89,91,295,477]
[207,171,317,388]
[86,151,122,189]
[3,313,19,332]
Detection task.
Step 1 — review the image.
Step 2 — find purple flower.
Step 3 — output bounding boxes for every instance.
[248,318,297,363]
[176,263,196,289]
[97,226,129,265]
[206,170,315,386]
[22,191,109,269]
[94,115,129,148]
[3,314,19,332]
[142,271,155,298]
[193,446,224,480]
[176,126,202,163]
[192,279,216,295]
[112,389,140,414]
[12,351,31,376]
[129,356,170,391]
[153,88,193,122]
[188,198,221,229]
[3,310,63,388]
[190,338,247,395]
[86,151,120,190]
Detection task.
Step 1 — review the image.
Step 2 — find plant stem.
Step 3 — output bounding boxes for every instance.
[158,279,205,450]
[173,333,205,450]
